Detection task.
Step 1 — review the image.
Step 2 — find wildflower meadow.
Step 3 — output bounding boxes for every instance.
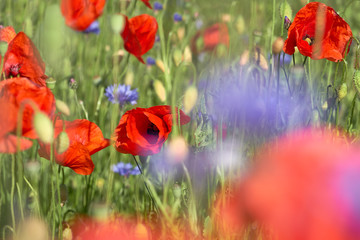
[2,0,360,239]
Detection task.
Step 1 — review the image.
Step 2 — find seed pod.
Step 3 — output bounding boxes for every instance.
[353,70,360,95]
[173,49,183,66]
[338,83,347,101]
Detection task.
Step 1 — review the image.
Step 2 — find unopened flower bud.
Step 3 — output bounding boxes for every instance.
[111,14,125,33]
[173,49,183,66]
[353,70,360,95]
[184,86,198,114]
[33,112,54,144]
[56,99,70,116]
[153,80,166,102]
[338,83,347,100]
[272,37,284,54]
[56,131,70,153]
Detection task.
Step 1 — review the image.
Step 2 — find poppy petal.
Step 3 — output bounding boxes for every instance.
[0,134,33,153]
[141,0,152,9]
[0,26,16,43]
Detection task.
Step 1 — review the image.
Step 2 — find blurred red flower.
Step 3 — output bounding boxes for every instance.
[141,0,152,9]
[0,77,55,153]
[38,119,109,175]
[192,23,229,54]
[121,14,158,64]
[60,0,106,31]
[283,2,352,62]
[0,26,48,86]
[220,130,360,240]
[112,105,190,156]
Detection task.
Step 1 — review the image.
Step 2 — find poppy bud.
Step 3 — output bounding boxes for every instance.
[153,80,166,102]
[56,99,70,116]
[272,37,284,54]
[322,101,328,111]
[56,131,70,154]
[184,46,192,63]
[24,18,33,38]
[156,59,166,72]
[279,1,292,22]
[33,112,54,144]
[338,83,347,101]
[63,227,73,240]
[236,15,245,34]
[111,14,125,33]
[124,70,134,86]
[177,27,185,41]
[173,49,183,66]
[353,70,360,95]
[184,86,198,114]
[222,14,231,23]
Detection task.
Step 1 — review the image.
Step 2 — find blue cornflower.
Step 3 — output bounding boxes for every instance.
[154,2,163,10]
[104,84,138,106]
[112,162,140,176]
[173,13,183,22]
[146,56,156,66]
[83,21,100,34]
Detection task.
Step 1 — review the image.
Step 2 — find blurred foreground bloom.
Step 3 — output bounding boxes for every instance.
[217,130,360,240]
[38,119,109,175]
[121,14,158,64]
[283,2,352,62]
[0,26,47,86]
[72,218,150,240]
[61,0,106,32]
[112,105,190,156]
[0,78,55,153]
[112,162,140,176]
[104,84,138,107]
[191,23,229,54]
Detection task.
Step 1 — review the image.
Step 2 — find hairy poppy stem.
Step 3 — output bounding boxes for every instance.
[132,155,159,213]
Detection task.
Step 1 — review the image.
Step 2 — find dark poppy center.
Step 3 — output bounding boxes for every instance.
[302,34,314,46]
[146,122,159,144]
[9,64,21,77]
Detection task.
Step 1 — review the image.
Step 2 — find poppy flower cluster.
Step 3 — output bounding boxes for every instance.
[60,0,106,33]
[216,130,360,240]
[0,26,47,86]
[112,106,190,156]
[283,2,352,62]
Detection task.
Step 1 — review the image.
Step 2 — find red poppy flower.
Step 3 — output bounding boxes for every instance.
[121,14,158,64]
[0,77,55,153]
[0,26,48,86]
[191,23,230,55]
[112,105,190,156]
[38,119,109,175]
[141,0,152,9]
[60,0,106,31]
[283,2,352,62]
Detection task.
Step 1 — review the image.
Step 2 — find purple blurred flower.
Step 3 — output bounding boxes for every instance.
[173,13,183,22]
[83,20,100,34]
[112,162,140,176]
[104,84,138,106]
[154,2,163,10]
[146,56,156,66]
